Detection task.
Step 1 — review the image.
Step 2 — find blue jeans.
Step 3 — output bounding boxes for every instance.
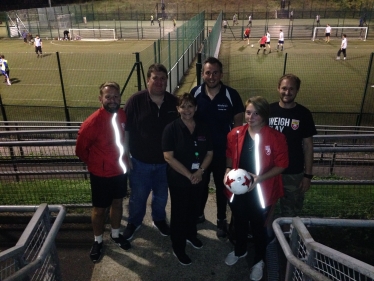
[128,157,168,226]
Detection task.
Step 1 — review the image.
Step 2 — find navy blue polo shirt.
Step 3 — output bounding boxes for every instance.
[190,82,244,157]
[124,89,178,164]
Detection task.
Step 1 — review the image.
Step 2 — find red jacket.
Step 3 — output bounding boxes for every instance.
[76,108,127,177]
[225,124,289,207]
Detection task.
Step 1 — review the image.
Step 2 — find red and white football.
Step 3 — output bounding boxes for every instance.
[225,168,253,194]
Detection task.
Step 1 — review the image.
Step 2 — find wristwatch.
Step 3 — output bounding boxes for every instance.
[303,173,313,179]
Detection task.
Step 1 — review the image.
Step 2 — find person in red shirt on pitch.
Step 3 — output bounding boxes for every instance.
[257,34,267,54]
[244,27,251,45]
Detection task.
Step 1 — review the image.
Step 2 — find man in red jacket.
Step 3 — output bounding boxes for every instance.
[76,81,130,263]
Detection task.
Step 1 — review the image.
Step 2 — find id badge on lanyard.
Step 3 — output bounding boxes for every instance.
[191,140,200,170]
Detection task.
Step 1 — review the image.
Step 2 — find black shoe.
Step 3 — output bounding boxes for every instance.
[153,220,170,236]
[89,241,103,263]
[196,214,205,224]
[173,251,192,265]
[123,223,141,240]
[110,234,131,250]
[217,219,228,238]
[186,237,203,249]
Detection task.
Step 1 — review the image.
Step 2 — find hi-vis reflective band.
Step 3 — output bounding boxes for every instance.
[255,134,265,209]
[111,113,127,174]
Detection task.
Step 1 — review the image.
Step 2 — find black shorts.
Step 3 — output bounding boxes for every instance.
[326,33,330,36]
[90,173,127,208]
[260,44,265,48]
[244,34,249,38]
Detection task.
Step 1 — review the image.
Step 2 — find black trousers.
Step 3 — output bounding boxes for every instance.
[169,181,202,253]
[198,155,228,221]
[337,48,346,58]
[229,190,270,264]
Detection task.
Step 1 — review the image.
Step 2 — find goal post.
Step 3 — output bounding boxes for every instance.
[68,29,116,41]
[312,26,367,41]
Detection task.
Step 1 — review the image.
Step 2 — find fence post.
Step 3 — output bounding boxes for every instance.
[168,32,172,93]
[0,94,8,122]
[158,39,161,63]
[153,41,157,64]
[135,52,142,91]
[283,52,288,75]
[356,52,374,126]
[196,52,202,85]
[55,52,71,122]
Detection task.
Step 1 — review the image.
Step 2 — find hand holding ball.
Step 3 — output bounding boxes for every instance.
[225,169,254,194]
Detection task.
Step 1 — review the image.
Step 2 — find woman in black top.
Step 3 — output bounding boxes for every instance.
[162,93,213,265]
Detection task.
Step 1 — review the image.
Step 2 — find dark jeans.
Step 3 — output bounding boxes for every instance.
[198,155,228,221]
[128,157,168,226]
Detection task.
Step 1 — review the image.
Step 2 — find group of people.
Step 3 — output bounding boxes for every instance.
[324,24,348,60]
[76,57,316,280]
[257,30,284,54]
[0,55,11,85]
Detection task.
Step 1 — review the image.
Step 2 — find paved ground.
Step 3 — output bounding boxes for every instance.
[0,192,269,281]
[87,193,261,281]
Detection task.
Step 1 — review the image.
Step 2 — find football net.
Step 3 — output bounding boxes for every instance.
[69,29,116,41]
[312,26,367,41]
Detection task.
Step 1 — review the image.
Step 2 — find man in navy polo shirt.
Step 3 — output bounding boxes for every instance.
[190,57,244,238]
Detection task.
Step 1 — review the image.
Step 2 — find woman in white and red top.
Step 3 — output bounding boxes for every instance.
[223,96,288,280]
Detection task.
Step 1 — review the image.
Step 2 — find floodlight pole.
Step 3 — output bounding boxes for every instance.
[48,0,51,7]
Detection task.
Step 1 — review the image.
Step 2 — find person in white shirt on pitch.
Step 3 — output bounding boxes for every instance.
[277,29,284,51]
[266,31,271,53]
[248,15,252,27]
[325,24,331,43]
[336,34,347,60]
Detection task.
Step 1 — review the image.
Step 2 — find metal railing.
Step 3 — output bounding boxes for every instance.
[0,204,66,281]
[272,217,374,281]
[0,125,373,215]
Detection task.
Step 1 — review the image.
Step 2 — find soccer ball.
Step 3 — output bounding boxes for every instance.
[225,168,253,194]
[251,44,254,47]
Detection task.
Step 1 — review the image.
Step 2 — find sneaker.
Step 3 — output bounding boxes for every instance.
[336,57,340,60]
[344,57,346,60]
[173,250,192,266]
[225,251,247,266]
[216,219,228,238]
[153,220,170,236]
[196,214,205,224]
[110,234,131,250]
[250,260,265,281]
[186,237,203,249]
[89,241,103,263]
[123,223,141,240]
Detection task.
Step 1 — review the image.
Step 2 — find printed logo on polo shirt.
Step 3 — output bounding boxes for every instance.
[291,119,300,130]
[265,145,271,155]
[217,104,228,111]
[197,136,206,141]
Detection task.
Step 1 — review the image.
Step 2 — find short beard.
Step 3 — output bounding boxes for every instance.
[103,104,120,113]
